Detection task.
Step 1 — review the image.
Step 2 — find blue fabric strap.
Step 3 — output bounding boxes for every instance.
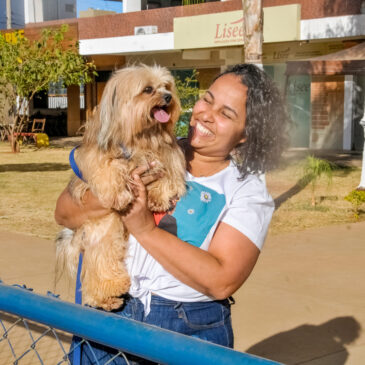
[69,146,85,181]
[72,253,83,365]
[75,253,83,305]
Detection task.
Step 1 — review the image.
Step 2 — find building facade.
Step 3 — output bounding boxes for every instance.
[0,0,25,29]
[25,0,76,24]
[17,0,365,150]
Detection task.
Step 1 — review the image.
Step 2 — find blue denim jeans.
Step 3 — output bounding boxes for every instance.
[70,295,233,364]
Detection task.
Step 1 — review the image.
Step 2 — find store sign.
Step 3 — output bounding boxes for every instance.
[0,29,25,44]
[262,41,349,63]
[214,16,244,45]
[174,5,301,50]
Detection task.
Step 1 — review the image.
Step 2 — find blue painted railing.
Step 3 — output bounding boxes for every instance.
[0,282,281,365]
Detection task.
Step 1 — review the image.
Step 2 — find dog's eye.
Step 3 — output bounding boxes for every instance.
[143,86,153,94]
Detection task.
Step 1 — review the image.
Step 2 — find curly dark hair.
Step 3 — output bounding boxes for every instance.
[217,64,290,179]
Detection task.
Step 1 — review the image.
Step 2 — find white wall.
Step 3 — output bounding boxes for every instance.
[25,0,44,23]
[343,75,354,150]
[123,0,144,13]
[301,14,365,40]
[25,0,75,23]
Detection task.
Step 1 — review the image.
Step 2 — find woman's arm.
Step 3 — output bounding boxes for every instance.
[54,188,110,229]
[54,162,163,230]
[122,170,260,300]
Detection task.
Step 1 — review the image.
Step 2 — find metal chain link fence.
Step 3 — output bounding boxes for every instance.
[0,285,134,365]
[0,282,281,365]
[0,295,133,365]
[0,314,136,365]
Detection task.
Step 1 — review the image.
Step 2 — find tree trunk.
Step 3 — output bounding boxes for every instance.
[10,137,20,153]
[242,0,263,65]
[7,97,31,153]
[8,129,20,153]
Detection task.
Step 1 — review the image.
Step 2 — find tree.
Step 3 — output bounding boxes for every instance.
[0,25,96,152]
[242,0,263,66]
[174,70,199,138]
[302,156,334,207]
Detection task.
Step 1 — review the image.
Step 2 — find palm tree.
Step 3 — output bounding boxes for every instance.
[303,156,333,206]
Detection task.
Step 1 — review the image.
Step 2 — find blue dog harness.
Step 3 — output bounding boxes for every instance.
[69,146,85,181]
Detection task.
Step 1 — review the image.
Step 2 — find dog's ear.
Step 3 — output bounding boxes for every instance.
[97,85,118,150]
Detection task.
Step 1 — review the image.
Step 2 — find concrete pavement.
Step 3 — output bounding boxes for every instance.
[0,222,364,364]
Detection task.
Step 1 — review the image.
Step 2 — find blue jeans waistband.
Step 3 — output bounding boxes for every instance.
[123,293,233,308]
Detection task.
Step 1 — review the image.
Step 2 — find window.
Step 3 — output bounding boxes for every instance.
[65,4,75,13]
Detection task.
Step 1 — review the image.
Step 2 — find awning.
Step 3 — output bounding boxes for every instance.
[286,41,365,75]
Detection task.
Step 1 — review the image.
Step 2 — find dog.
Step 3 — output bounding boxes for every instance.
[56,65,186,311]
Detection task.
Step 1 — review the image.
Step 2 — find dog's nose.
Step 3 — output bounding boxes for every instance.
[163,93,172,104]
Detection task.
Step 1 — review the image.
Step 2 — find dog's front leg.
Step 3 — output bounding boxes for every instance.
[89,159,135,212]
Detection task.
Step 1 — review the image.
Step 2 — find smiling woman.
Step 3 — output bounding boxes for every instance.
[55,63,290,365]
[188,73,248,172]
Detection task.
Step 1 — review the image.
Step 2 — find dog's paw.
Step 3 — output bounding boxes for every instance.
[83,275,131,311]
[147,189,171,212]
[84,295,124,311]
[147,199,171,212]
[101,296,125,311]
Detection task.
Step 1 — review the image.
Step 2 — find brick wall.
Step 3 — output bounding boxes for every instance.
[24,19,78,49]
[77,0,363,40]
[78,1,239,40]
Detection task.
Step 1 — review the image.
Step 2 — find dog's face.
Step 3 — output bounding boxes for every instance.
[95,65,181,150]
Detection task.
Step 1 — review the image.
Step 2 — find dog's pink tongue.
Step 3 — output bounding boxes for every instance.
[153,108,170,123]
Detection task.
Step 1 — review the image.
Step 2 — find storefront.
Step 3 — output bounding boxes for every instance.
[286,42,365,151]
[19,0,365,149]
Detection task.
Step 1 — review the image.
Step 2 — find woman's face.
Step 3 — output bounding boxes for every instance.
[189,73,247,158]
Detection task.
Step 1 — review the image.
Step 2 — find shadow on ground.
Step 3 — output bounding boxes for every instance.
[0,163,70,173]
[246,316,361,365]
[50,137,82,148]
[274,163,354,210]
[274,175,312,210]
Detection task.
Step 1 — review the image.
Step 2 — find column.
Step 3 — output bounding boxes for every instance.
[67,85,80,136]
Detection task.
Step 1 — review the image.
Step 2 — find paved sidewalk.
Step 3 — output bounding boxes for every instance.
[233,221,365,365]
[0,222,364,364]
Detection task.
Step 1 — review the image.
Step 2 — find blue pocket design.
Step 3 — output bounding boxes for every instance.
[172,181,226,247]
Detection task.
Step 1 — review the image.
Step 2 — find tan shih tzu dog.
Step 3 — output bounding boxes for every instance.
[56,65,186,311]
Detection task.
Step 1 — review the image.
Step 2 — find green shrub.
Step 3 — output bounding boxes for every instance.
[174,70,199,138]
[302,156,334,206]
[344,190,365,219]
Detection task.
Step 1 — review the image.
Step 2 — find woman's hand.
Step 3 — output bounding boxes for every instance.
[55,188,110,229]
[121,163,160,239]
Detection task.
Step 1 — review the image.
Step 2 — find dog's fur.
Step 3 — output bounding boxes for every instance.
[56,65,186,310]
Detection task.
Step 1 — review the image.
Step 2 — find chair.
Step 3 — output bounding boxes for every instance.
[13,118,46,144]
[31,118,46,134]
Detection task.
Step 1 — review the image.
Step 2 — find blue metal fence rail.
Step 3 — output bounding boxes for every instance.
[0,282,281,365]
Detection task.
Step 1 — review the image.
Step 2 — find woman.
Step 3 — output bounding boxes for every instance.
[55,64,289,363]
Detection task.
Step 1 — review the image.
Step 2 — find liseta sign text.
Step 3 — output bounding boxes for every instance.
[214,17,244,44]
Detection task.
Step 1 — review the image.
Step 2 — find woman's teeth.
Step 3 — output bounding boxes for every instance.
[196,122,213,136]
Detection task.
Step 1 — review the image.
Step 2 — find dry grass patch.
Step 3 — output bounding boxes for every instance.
[0,141,363,239]
[267,158,364,235]
[0,142,72,238]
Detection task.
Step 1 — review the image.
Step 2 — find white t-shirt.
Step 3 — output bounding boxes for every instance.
[125,161,274,314]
